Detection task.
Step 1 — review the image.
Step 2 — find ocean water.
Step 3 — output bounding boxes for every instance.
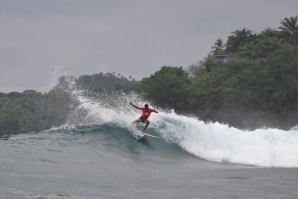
[1,89,298,198]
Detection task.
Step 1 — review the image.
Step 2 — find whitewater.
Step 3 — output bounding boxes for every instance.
[1,86,298,198]
[66,89,298,168]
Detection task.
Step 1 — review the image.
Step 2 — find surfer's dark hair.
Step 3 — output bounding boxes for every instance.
[144,104,149,108]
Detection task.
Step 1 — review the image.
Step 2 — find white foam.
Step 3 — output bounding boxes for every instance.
[66,90,150,128]
[157,111,298,167]
[63,83,298,168]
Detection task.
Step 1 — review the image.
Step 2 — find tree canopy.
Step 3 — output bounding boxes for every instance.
[1,15,298,134]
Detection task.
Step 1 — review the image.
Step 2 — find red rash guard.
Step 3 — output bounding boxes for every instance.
[138,107,154,120]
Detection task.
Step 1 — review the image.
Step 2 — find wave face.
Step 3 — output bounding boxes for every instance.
[1,85,298,198]
[52,86,298,168]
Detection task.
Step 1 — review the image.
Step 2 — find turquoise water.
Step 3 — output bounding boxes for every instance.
[1,90,298,198]
[63,90,298,168]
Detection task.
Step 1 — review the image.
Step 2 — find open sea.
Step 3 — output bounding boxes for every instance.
[1,88,298,199]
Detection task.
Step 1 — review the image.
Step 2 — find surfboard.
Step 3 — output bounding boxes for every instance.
[130,130,145,140]
[134,130,161,139]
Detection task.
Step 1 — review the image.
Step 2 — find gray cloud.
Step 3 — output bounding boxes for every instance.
[1,0,297,93]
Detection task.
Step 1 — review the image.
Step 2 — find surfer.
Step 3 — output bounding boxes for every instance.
[129,102,158,132]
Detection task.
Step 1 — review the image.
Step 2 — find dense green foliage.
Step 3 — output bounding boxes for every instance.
[0,73,138,135]
[0,90,72,135]
[75,72,139,94]
[138,15,298,115]
[77,72,131,86]
[139,66,190,112]
[1,15,298,134]
[138,45,298,115]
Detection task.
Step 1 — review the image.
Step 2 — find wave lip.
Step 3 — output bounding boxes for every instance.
[57,81,298,168]
[160,115,298,168]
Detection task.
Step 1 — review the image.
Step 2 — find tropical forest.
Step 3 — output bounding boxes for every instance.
[1,15,298,135]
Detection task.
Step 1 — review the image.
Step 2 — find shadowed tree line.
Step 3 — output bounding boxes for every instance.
[0,90,72,135]
[0,73,138,135]
[141,16,298,114]
[1,15,298,134]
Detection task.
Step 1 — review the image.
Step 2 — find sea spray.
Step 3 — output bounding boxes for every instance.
[156,111,298,167]
[58,77,298,167]
[65,90,150,127]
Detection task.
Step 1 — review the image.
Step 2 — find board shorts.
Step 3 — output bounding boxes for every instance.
[137,117,149,124]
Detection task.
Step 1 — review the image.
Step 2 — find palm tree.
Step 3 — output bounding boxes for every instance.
[278,16,298,46]
[239,41,260,63]
[258,37,285,56]
[202,54,215,72]
[240,37,285,62]
[259,28,280,39]
[211,38,226,55]
[227,28,254,52]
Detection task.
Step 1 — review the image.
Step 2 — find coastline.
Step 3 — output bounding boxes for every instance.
[198,107,298,131]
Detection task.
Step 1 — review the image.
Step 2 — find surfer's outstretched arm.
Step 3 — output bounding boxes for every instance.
[129,102,139,109]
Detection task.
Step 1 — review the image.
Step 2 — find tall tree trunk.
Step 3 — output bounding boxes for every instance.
[0,119,4,135]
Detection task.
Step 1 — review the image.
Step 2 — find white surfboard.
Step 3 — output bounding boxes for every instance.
[130,129,145,139]
[134,130,161,139]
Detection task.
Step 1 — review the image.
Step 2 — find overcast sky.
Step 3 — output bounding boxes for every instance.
[1,0,297,93]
